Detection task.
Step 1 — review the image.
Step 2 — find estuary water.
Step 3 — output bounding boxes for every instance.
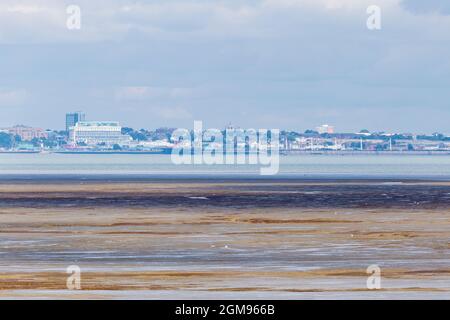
[1,153,450,179]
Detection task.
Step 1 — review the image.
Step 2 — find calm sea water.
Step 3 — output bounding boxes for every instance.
[1,153,450,179]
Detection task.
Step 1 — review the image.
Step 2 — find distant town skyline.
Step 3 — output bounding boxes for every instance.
[3,113,450,136]
[3,116,450,154]
[2,110,450,135]
[1,1,450,132]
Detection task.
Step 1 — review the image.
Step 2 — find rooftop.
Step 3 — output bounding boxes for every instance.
[76,121,120,127]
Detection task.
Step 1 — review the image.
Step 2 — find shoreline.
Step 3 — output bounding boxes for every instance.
[2,150,450,155]
[2,174,450,184]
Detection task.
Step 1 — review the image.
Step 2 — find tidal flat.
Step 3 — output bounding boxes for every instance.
[0,180,449,299]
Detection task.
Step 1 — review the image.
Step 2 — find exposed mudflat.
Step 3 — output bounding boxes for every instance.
[0,181,449,299]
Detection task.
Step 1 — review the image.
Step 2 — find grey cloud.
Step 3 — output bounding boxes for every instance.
[1,0,450,133]
[401,0,450,15]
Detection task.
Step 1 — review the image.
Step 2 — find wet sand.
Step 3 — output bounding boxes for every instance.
[0,180,449,299]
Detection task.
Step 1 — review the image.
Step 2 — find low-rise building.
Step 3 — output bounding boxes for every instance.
[4,125,48,141]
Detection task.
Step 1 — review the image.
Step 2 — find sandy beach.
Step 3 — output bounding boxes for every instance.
[0,180,449,299]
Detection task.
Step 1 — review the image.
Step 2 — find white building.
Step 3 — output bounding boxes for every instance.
[316,124,334,134]
[70,121,132,146]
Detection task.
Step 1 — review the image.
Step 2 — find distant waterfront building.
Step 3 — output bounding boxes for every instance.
[316,124,334,134]
[70,121,132,146]
[5,125,48,141]
[66,112,86,132]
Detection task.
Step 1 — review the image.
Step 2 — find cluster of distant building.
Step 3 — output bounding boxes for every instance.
[1,125,49,141]
[1,112,450,153]
[283,128,450,153]
[0,112,131,151]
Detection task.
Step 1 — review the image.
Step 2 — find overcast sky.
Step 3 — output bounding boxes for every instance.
[0,0,449,133]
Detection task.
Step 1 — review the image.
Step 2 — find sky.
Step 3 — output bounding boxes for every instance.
[0,0,449,133]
